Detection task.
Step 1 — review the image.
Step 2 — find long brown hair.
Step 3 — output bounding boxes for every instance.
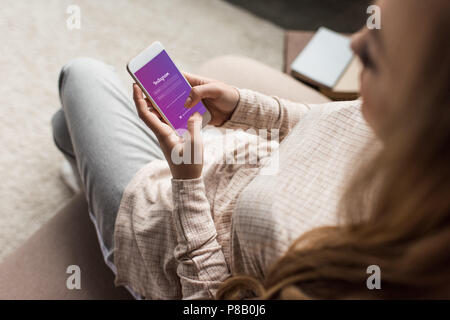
[217,3,450,300]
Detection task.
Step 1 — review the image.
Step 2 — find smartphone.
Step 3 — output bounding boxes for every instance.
[127,41,211,135]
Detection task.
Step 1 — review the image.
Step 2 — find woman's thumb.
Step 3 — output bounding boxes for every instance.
[185,83,219,108]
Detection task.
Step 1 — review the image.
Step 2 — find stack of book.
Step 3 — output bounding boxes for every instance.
[288,27,362,100]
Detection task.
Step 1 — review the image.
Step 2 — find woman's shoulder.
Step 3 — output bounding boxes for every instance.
[297,99,370,139]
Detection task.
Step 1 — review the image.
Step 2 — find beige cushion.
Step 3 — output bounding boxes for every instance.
[198,55,330,104]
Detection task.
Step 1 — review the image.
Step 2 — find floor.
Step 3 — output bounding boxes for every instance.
[0,0,283,262]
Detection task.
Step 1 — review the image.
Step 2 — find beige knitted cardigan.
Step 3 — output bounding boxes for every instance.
[113,89,373,299]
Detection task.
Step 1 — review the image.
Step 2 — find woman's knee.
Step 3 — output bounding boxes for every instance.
[58,57,112,97]
[51,109,75,158]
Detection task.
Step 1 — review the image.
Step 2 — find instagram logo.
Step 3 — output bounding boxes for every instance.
[153,72,170,86]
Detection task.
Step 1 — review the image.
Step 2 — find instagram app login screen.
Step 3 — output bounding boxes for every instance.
[134,50,207,133]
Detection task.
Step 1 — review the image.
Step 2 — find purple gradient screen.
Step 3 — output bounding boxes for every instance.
[134,50,207,133]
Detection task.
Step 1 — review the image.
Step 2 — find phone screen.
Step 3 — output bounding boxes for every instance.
[134,50,208,133]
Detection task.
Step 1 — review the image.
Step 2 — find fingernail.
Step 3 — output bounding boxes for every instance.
[185,96,192,107]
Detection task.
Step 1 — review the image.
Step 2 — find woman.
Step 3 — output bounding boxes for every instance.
[124,1,450,298]
[38,0,448,299]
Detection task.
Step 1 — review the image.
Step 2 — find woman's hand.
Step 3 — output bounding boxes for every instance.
[183,73,240,126]
[133,84,203,180]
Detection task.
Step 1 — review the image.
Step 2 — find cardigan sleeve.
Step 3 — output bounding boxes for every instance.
[222,88,311,141]
[171,177,230,299]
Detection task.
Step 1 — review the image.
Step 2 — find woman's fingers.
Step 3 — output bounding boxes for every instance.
[183,72,213,87]
[133,84,172,138]
[144,98,164,121]
[184,83,221,108]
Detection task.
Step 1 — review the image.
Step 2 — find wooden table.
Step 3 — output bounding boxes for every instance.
[284,30,360,100]
[283,30,315,74]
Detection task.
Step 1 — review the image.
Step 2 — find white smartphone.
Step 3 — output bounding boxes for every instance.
[127,41,211,135]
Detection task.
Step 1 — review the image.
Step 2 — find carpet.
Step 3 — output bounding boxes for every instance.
[0,0,283,262]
